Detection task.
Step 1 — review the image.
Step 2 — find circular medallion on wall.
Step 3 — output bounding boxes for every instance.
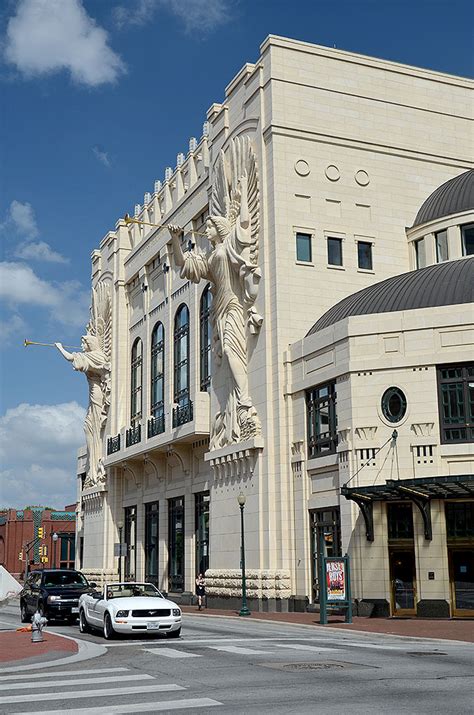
[381,386,407,424]
[355,169,370,186]
[295,159,310,176]
[325,164,340,181]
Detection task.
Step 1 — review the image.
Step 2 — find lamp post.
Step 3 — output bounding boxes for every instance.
[237,493,251,617]
[52,532,59,569]
[117,521,124,582]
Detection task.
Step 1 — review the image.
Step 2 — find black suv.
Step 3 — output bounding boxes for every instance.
[20,569,96,622]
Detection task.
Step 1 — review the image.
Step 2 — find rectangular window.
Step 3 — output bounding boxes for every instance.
[437,363,474,443]
[445,502,474,539]
[387,503,414,540]
[461,223,474,256]
[310,508,341,602]
[306,382,337,458]
[357,241,373,270]
[414,238,426,269]
[145,501,159,586]
[195,492,210,575]
[296,232,312,262]
[327,237,343,266]
[124,505,137,580]
[168,497,184,592]
[435,230,449,262]
[59,535,75,569]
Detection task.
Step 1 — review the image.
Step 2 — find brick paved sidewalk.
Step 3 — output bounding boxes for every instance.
[181,606,474,642]
[0,630,78,667]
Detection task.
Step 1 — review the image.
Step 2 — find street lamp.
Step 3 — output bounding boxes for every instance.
[117,521,124,582]
[52,532,59,569]
[237,493,251,617]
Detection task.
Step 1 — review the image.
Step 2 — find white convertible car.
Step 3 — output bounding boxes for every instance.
[78,582,182,639]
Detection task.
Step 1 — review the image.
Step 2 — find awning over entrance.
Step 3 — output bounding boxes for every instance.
[341,474,474,542]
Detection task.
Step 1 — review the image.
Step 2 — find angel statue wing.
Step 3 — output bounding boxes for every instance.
[87,281,112,361]
[210,135,260,266]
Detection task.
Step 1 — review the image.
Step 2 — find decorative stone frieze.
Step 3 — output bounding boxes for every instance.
[205,569,291,599]
[205,437,263,483]
[410,422,434,437]
[355,426,378,440]
[82,490,105,514]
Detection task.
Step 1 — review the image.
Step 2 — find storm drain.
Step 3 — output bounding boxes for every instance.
[261,661,347,672]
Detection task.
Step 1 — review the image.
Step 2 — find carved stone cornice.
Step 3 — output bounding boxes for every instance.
[355,426,378,441]
[205,437,263,483]
[410,422,434,437]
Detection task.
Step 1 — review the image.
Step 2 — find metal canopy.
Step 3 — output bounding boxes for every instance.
[341,474,474,542]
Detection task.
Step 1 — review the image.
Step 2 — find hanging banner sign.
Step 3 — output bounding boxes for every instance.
[325,559,346,602]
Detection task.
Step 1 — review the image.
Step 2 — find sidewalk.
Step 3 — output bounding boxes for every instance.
[181,606,474,643]
[0,630,78,667]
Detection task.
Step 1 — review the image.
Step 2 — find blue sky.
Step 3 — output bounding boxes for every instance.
[0,0,473,508]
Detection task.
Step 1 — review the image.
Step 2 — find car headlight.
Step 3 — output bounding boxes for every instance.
[115,610,129,618]
[172,608,181,617]
[47,596,61,603]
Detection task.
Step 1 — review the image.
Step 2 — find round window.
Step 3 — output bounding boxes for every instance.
[381,387,407,424]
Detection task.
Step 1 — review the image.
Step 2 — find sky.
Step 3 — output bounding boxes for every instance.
[0,0,473,509]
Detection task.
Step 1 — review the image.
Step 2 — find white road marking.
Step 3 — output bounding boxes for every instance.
[1,674,154,691]
[104,636,322,647]
[0,667,129,682]
[275,643,342,653]
[340,642,411,651]
[0,684,184,705]
[18,697,222,714]
[143,647,201,658]
[209,645,270,655]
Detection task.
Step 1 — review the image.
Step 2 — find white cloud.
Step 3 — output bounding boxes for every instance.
[0,262,89,328]
[0,401,86,508]
[4,0,126,87]
[7,200,39,238]
[92,145,111,167]
[15,240,69,264]
[0,313,26,344]
[113,0,229,32]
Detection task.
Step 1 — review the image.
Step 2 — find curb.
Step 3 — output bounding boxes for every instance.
[0,633,107,673]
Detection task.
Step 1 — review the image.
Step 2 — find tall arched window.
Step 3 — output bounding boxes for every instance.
[174,304,190,407]
[200,285,212,392]
[130,338,143,426]
[150,322,165,419]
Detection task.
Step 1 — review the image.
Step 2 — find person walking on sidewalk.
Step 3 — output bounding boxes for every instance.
[195,573,206,610]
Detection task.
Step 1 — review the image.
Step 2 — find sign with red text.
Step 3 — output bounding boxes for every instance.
[325,559,346,601]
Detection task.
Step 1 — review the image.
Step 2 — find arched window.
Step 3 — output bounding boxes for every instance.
[130,338,143,425]
[174,304,190,407]
[200,285,212,392]
[150,322,165,419]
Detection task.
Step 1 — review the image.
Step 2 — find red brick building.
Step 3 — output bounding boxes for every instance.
[0,505,76,579]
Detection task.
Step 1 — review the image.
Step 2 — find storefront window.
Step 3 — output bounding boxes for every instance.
[387,503,414,540]
[195,492,210,575]
[124,505,137,580]
[168,497,184,592]
[145,501,159,586]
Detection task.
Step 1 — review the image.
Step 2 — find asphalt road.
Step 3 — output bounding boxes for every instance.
[1,605,473,714]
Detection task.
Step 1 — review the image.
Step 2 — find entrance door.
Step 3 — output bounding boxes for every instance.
[449,550,474,616]
[389,550,416,615]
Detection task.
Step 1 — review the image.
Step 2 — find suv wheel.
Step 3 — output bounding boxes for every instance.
[20,601,30,623]
[79,609,90,634]
[103,613,115,640]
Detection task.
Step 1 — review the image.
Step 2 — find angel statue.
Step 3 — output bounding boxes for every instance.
[169,135,263,449]
[55,282,112,488]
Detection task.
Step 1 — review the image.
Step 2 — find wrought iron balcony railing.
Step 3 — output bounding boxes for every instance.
[172,401,193,428]
[147,414,165,438]
[126,423,142,447]
[107,434,121,455]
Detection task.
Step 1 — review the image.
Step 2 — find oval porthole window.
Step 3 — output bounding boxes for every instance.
[381,387,407,423]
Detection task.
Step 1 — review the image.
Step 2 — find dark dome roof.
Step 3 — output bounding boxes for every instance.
[413,170,474,228]
[307,257,474,335]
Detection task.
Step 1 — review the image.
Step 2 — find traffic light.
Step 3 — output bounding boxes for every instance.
[38,527,44,539]
[40,556,49,564]
[19,550,23,561]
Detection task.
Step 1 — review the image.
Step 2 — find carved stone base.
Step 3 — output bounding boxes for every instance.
[205,437,263,483]
[204,569,291,601]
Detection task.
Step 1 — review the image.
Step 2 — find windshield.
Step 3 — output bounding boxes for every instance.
[106,583,162,599]
[43,572,88,587]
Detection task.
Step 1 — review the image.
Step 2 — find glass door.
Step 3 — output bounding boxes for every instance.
[449,549,474,616]
[145,502,159,586]
[389,550,416,616]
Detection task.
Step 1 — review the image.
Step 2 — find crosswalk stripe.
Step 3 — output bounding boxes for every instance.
[209,645,270,655]
[275,644,341,653]
[0,684,184,705]
[1,674,154,691]
[143,647,201,658]
[17,697,222,714]
[104,636,321,647]
[0,668,129,682]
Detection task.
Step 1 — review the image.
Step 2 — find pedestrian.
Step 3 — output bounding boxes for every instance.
[195,573,206,610]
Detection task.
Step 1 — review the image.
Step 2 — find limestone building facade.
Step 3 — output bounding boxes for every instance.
[74,36,473,616]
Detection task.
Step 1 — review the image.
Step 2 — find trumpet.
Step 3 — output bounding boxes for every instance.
[24,339,81,349]
[123,214,207,236]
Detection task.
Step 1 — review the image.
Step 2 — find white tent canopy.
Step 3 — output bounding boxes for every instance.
[0,566,22,607]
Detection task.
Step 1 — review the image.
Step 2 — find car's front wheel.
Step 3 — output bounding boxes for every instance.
[103,613,115,640]
[79,609,90,634]
[166,628,181,639]
[20,601,30,623]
